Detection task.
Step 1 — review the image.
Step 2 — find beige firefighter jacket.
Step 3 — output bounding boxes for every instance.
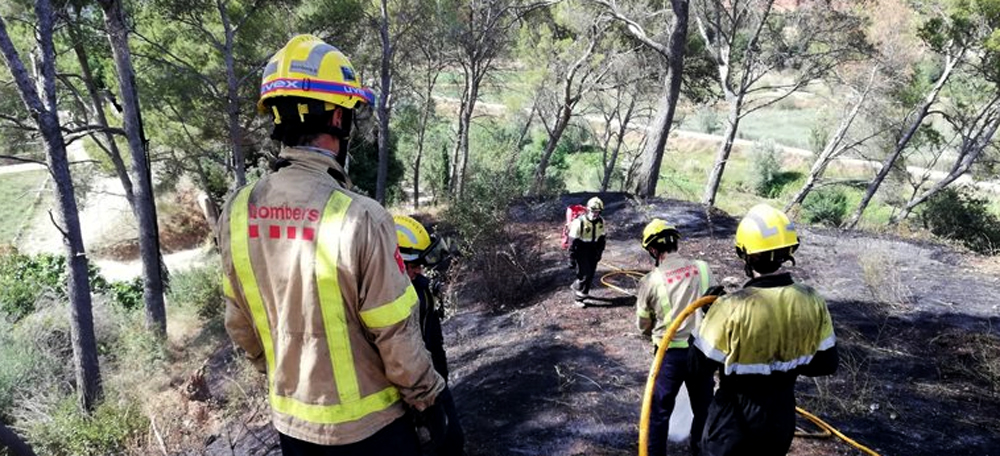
[218,147,444,445]
[636,255,712,348]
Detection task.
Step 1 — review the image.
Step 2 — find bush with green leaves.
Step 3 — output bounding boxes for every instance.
[107,277,145,312]
[748,140,783,197]
[0,250,149,319]
[167,259,223,320]
[26,396,147,456]
[442,174,544,308]
[695,106,721,135]
[921,187,1000,254]
[802,187,849,227]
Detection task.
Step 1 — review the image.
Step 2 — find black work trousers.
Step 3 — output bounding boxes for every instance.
[436,387,467,456]
[648,347,715,456]
[572,251,600,297]
[278,415,420,456]
[700,387,796,456]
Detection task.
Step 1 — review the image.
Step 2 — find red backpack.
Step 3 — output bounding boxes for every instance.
[561,204,588,249]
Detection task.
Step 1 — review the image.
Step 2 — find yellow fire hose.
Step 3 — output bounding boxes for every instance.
[635,295,881,456]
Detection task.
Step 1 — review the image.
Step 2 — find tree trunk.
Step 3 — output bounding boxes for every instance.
[0,422,38,456]
[846,52,960,229]
[449,69,470,196]
[602,97,636,192]
[375,0,393,204]
[99,0,167,337]
[702,96,742,207]
[218,0,246,187]
[785,68,875,211]
[891,115,1000,223]
[451,68,478,198]
[66,16,135,209]
[532,106,572,194]
[0,0,103,411]
[632,0,689,198]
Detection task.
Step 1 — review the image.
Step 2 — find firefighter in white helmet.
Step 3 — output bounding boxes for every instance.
[692,204,838,456]
[218,35,444,455]
[567,196,606,307]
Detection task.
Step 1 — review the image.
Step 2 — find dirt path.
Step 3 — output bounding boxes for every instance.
[433,96,1000,195]
[441,193,1000,456]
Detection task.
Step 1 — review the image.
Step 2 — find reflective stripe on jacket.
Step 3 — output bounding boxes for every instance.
[219,147,444,445]
[636,257,711,347]
[693,273,836,376]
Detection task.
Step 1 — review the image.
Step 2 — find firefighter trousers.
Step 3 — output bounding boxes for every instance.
[648,347,715,456]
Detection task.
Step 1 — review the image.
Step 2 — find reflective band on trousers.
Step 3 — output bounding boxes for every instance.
[229,186,400,424]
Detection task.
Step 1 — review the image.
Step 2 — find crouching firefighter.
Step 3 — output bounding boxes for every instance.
[636,219,716,456]
[568,197,606,307]
[219,34,446,456]
[394,215,467,456]
[691,204,839,456]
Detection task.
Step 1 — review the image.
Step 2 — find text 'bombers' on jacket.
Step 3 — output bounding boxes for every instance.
[218,147,445,446]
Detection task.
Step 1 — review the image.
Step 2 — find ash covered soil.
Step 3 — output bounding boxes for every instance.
[200,192,1000,456]
[444,193,1000,456]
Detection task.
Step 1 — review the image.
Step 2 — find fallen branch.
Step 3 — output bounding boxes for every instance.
[150,415,169,456]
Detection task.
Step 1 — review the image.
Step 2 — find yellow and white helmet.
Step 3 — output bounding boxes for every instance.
[735,204,799,258]
[258,34,374,120]
[394,215,432,262]
[641,219,679,250]
[587,197,604,212]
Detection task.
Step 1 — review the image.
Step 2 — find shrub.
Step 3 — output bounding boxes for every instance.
[107,277,144,312]
[921,187,1000,254]
[748,140,783,197]
[442,175,542,307]
[26,396,148,456]
[802,188,849,227]
[0,250,113,320]
[167,258,223,320]
[695,106,721,135]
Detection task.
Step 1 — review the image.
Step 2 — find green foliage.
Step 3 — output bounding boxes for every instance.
[921,187,1000,254]
[444,174,520,252]
[442,173,541,307]
[514,127,588,196]
[0,252,68,320]
[167,259,223,321]
[0,250,152,319]
[0,171,48,244]
[347,131,405,202]
[0,319,62,421]
[695,106,721,135]
[748,140,783,197]
[28,397,147,456]
[802,187,849,227]
[107,278,145,312]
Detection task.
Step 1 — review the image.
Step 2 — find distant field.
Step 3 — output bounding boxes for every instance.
[0,170,47,245]
[563,136,901,229]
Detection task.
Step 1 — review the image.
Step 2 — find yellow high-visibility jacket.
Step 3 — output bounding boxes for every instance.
[693,273,836,376]
[636,256,712,347]
[218,147,444,445]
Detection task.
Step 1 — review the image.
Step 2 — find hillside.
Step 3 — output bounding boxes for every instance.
[183,193,1000,456]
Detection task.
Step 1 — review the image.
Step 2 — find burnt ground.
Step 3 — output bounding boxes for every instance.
[444,193,1000,456]
[196,192,1000,455]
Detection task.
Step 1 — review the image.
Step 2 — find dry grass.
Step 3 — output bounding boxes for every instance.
[856,244,911,313]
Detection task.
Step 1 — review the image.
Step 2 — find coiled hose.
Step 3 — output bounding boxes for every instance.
[597,264,880,456]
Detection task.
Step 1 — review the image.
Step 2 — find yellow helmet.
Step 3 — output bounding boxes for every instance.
[735,204,799,257]
[642,219,679,249]
[258,34,374,118]
[587,197,604,212]
[394,215,432,262]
